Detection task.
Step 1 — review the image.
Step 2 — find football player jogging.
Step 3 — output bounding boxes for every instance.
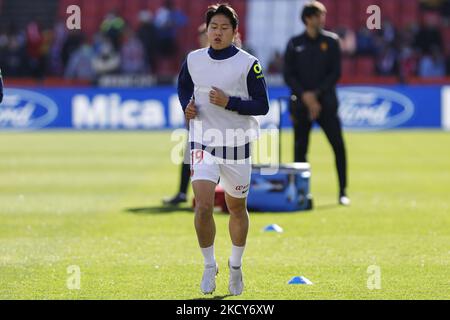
[177,4,269,295]
[163,23,244,206]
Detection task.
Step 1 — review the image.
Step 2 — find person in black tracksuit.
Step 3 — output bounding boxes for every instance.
[283,1,350,206]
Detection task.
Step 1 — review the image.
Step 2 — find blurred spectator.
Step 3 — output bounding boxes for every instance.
[25,21,46,78]
[61,30,84,70]
[64,36,95,81]
[420,0,448,10]
[40,29,53,75]
[398,25,417,49]
[1,33,27,76]
[268,51,283,74]
[443,0,450,21]
[418,45,446,77]
[137,10,158,72]
[1,0,450,82]
[414,11,443,53]
[375,45,398,76]
[397,25,419,81]
[378,20,397,45]
[336,26,356,56]
[154,0,187,57]
[420,0,450,24]
[48,22,68,76]
[356,27,376,56]
[0,23,27,77]
[92,38,120,77]
[120,28,145,74]
[398,46,418,80]
[100,10,125,51]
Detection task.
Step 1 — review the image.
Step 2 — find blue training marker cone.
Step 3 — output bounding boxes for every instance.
[263,224,283,233]
[288,276,313,285]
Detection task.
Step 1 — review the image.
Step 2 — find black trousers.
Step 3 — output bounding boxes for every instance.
[292,96,348,194]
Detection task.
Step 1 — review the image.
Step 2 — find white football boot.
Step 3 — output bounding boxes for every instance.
[339,195,351,206]
[228,260,244,296]
[201,263,218,294]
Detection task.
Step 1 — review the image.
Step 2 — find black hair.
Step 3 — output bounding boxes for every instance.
[206,3,239,30]
[301,1,326,24]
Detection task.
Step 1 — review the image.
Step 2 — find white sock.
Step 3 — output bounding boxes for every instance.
[201,245,216,267]
[230,244,245,268]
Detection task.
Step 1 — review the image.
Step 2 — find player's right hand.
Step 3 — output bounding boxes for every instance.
[302,91,321,121]
[307,102,321,121]
[185,99,197,120]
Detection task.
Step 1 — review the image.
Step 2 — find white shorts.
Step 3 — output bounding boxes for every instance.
[190,148,251,199]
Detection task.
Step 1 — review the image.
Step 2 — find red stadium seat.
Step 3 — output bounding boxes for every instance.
[123,0,143,30]
[172,0,189,12]
[399,0,419,27]
[144,0,165,12]
[227,0,247,40]
[101,0,124,14]
[341,57,355,77]
[318,0,337,29]
[335,0,355,29]
[81,17,99,38]
[380,0,401,26]
[155,57,179,77]
[185,0,208,49]
[422,10,443,27]
[81,0,99,17]
[355,56,375,76]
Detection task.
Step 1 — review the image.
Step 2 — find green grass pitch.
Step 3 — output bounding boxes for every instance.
[0,130,449,299]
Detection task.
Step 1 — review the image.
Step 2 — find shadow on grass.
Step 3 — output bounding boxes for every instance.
[189,294,232,300]
[125,206,194,214]
[126,206,234,216]
[126,203,340,215]
[314,203,340,211]
[248,203,340,214]
[248,209,312,215]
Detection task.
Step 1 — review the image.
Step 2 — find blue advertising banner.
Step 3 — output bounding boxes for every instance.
[0,85,444,131]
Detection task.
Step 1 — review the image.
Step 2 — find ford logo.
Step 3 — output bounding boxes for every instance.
[338,87,414,131]
[0,89,58,130]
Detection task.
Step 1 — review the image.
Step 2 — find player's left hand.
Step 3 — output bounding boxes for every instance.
[209,86,229,108]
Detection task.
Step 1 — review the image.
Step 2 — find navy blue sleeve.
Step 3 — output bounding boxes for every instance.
[0,69,3,103]
[225,60,270,116]
[177,59,194,112]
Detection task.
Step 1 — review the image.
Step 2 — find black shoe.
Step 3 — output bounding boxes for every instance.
[162,193,187,206]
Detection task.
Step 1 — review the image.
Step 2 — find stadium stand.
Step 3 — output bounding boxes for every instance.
[0,0,448,85]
